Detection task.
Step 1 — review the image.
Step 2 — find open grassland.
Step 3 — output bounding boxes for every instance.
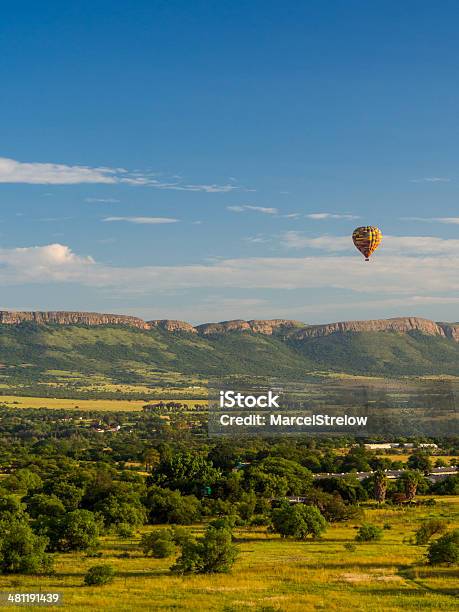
[0,497,457,611]
[0,395,205,412]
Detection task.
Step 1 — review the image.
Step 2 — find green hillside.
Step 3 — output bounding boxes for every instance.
[0,323,458,393]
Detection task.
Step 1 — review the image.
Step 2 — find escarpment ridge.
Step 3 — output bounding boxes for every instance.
[0,311,458,341]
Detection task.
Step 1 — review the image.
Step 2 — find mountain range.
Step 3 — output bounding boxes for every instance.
[0,311,458,382]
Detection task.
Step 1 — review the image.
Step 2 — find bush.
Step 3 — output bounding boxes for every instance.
[140,528,175,558]
[84,564,116,586]
[355,524,383,542]
[171,526,192,546]
[172,525,237,574]
[427,530,459,565]
[116,523,134,539]
[415,518,448,545]
[344,542,356,552]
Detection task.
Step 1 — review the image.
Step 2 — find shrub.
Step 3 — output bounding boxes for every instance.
[427,530,459,565]
[415,518,448,545]
[140,528,175,558]
[84,564,116,586]
[344,542,356,552]
[172,525,237,574]
[171,526,193,546]
[116,523,134,539]
[355,524,383,542]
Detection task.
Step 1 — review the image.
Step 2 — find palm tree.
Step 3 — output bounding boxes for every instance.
[400,470,422,501]
[374,470,388,503]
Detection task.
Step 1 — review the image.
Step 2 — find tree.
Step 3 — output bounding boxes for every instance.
[430,474,459,495]
[341,446,372,472]
[427,530,459,565]
[298,490,362,523]
[140,529,175,558]
[245,457,313,497]
[144,448,161,472]
[172,525,237,574]
[408,452,432,474]
[25,494,65,519]
[0,519,53,574]
[46,482,84,511]
[315,475,368,503]
[84,564,116,586]
[0,495,27,522]
[150,451,221,495]
[3,469,43,494]
[94,488,146,527]
[399,470,423,501]
[270,502,327,540]
[355,524,383,542]
[415,519,448,545]
[145,486,201,524]
[47,510,99,552]
[373,471,388,503]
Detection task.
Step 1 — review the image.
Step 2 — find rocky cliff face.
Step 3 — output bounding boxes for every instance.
[295,317,447,340]
[148,320,197,334]
[196,319,304,335]
[0,311,458,342]
[0,311,149,329]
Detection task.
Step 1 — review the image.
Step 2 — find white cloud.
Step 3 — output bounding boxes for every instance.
[402,216,459,225]
[306,213,359,220]
[246,206,278,215]
[0,244,94,283]
[0,156,242,192]
[3,243,459,301]
[0,157,118,185]
[227,205,278,214]
[409,177,451,183]
[85,197,120,203]
[103,216,179,224]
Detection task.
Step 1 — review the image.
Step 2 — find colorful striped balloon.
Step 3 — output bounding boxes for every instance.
[352,226,382,261]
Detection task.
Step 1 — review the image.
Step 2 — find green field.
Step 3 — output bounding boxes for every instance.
[0,497,457,611]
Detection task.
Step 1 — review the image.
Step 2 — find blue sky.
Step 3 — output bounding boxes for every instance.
[2,1,459,323]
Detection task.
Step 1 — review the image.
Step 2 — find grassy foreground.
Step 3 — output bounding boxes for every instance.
[0,497,457,611]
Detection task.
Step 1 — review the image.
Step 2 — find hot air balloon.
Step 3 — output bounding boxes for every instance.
[352,226,382,261]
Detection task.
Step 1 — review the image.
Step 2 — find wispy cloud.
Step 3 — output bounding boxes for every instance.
[306,213,360,220]
[409,177,451,183]
[0,157,243,192]
[3,243,459,300]
[0,157,119,185]
[85,197,120,203]
[227,205,278,215]
[103,216,179,224]
[281,231,459,256]
[402,216,459,225]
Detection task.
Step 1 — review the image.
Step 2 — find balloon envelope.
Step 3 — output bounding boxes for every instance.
[352,226,382,260]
